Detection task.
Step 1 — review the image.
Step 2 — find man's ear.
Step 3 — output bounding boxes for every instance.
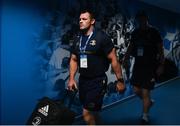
[91,19,95,25]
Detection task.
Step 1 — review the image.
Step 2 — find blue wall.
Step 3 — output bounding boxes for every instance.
[1,0,180,124]
[1,1,49,124]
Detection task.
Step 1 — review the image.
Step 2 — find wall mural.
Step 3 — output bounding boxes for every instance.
[33,0,180,115]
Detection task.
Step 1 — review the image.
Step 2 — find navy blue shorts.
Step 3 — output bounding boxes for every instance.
[79,74,107,111]
[130,66,156,90]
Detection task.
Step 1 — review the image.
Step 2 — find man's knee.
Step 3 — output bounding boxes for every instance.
[83,109,96,124]
[133,86,141,95]
[142,89,150,98]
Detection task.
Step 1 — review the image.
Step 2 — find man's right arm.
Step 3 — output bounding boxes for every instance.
[68,54,78,90]
[123,42,133,69]
[123,31,135,67]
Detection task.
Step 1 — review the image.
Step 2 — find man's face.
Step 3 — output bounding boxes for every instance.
[137,16,148,28]
[79,12,95,30]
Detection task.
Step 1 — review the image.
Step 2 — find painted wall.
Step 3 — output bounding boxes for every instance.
[1,0,180,124]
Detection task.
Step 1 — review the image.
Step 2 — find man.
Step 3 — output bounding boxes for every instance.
[68,9,125,125]
[123,11,164,124]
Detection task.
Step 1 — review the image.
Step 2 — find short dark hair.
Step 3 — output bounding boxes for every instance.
[135,10,148,20]
[80,9,95,19]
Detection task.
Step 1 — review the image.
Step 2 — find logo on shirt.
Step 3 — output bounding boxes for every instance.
[38,105,49,116]
[89,40,96,46]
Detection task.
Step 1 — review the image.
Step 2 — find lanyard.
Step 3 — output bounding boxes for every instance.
[79,31,93,53]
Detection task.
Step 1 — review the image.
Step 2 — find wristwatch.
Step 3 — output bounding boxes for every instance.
[117,78,124,83]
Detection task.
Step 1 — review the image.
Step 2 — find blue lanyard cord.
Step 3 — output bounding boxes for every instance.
[79,31,93,53]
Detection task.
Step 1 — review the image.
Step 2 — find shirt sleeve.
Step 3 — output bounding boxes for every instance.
[70,37,79,56]
[129,30,136,56]
[153,28,162,44]
[101,33,114,56]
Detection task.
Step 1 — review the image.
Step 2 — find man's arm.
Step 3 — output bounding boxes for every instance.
[107,48,126,92]
[157,42,165,64]
[124,42,133,61]
[68,54,78,90]
[154,28,165,76]
[123,41,133,68]
[156,40,165,77]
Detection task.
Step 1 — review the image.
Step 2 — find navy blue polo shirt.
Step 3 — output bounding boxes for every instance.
[130,26,162,67]
[71,28,114,78]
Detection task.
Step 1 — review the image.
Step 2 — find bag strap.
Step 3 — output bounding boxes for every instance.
[67,89,78,108]
[59,88,78,109]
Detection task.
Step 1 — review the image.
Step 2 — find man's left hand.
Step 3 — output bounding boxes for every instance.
[156,64,164,77]
[116,81,126,93]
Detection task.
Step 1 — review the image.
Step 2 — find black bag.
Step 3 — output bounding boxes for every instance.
[26,90,77,125]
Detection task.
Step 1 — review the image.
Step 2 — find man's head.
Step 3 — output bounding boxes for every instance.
[135,10,149,29]
[79,9,95,32]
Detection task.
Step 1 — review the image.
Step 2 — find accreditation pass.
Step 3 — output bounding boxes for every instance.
[80,55,88,68]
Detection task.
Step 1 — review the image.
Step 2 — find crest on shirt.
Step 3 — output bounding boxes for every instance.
[89,40,96,46]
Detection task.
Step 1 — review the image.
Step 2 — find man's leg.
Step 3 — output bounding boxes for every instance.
[83,108,100,125]
[133,86,152,123]
[142,88,151,114]
[141,88,152,123]
[133,85,142,99]
[80,75,106,125]
[133,86,153,113]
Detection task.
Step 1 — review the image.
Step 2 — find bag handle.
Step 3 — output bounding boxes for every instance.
[58,87,78,109]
